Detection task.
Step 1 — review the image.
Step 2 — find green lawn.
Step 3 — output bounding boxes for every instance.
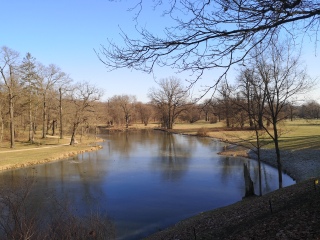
[170,119,320,151]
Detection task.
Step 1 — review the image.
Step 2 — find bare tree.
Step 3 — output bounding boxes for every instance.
[57,80,73,139]
[148,77,188,129]
[67,82,103,145]
[237,67,267,129]
[217,81,234,128]
[244,41,311,188]
[179,103,201,123]
[109,95,137,128]
[0,46,20,148]
[20,53,38,143]
[37,64,67,139]
[135,102,153,126]
[300,100,320,119]
[98,1,319,88]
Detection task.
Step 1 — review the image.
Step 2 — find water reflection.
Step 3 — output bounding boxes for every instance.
[0,130,295,240]
[156,132,192,181]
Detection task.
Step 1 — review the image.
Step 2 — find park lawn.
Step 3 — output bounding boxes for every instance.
[277,119,320,150]
[170,119,320,151]
[0,135,102,171]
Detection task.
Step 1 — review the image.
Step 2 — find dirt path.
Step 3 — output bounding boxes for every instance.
[0,143,70,153]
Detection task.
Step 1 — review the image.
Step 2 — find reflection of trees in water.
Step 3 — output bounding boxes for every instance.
[104,130,158,159]
[0,175,115,239]
[219,157,243,187]
[155,133,192,181]
[196,136,213,146]
[247,160,273,194]
[218,157,276,195]
[104,130,194,181]
[105,132,132,159]
[0,151,110,219]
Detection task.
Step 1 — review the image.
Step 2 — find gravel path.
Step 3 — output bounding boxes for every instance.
[146,148,320,239]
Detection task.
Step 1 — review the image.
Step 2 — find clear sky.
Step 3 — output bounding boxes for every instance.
[1,1,319,103]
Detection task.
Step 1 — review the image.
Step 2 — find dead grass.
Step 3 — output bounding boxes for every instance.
[170,119,320,151]
[0,133,102,171]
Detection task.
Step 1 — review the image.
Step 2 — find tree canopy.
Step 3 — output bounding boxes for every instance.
[99,0,319,87]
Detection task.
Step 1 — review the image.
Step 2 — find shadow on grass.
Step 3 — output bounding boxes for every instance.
[279,135,320,150]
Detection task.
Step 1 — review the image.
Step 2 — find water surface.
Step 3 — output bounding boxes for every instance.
[0,130,295,239]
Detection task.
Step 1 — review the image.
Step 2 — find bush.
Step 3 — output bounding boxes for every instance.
[197,127,209,137]
[210,116,218,124]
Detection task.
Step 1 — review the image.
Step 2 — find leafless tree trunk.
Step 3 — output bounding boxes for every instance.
[42,94,47,138]
[59,87,63,139]
[36,64,67,139]
[68,82,103,145]
[249,41,311,188]
[0,47,19,148]
[148,77,188,129]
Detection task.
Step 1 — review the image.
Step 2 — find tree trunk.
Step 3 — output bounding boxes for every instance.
[29,95,34,144]
[9,90,15,148]
[273,121,283,188]
[59,88,63,139]
[255,126,262,196]
[243,163,255,197]
[125,114,129,128]
[42,95,47,139]
[52,120,56,136]
[0,114,3,143]
[70,123,78,145]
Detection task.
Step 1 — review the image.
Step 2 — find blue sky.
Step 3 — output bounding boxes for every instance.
[1,1,319,103]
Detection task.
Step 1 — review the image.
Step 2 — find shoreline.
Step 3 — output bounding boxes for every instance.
[157,127,320,182]
[0,141,103,172]
[146,177,320,239]
[146,128,320,239]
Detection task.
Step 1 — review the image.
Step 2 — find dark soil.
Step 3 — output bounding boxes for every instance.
[146,178,320,239]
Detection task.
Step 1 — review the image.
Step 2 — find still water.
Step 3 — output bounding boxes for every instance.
[0,130,295,239]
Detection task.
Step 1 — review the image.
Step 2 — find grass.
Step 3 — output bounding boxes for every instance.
[168,119,320,151]
[0,133,102,171]
[277,119,320,150]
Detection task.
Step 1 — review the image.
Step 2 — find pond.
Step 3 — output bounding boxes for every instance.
[0,130,295,239]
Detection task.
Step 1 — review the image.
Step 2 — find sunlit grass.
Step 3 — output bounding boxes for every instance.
[0,132,102,171]
[171,119,320,151]
[277,119,320,150]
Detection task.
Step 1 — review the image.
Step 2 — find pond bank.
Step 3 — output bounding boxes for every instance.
[146,177,320,239]
[0,141,103,172]
[146,128,320,239]
[156,127,320,182]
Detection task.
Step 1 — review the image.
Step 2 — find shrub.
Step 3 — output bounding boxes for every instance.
[210,116,218,124]
[197,127,209,137]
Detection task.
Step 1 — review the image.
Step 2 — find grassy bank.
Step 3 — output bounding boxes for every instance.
[163,119,320,151]
[0,134,102,171]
